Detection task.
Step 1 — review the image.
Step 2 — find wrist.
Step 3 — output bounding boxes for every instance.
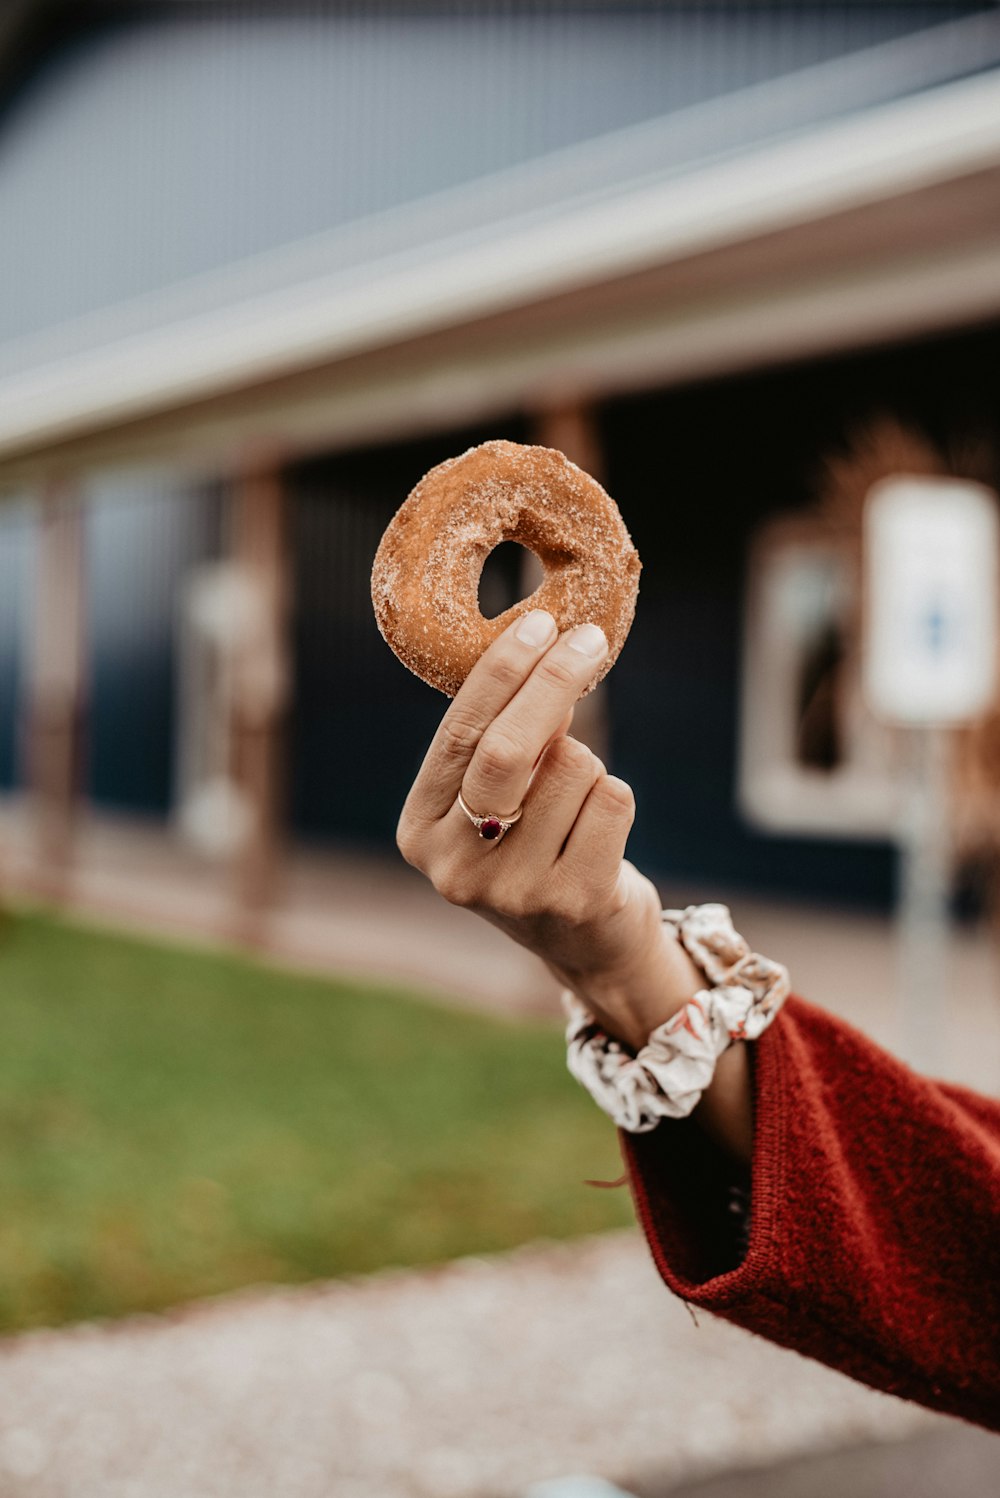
[562,903,789,1138]
[559,923,703,1053]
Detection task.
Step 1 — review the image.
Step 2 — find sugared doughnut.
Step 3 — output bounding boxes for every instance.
[370,439,641,697]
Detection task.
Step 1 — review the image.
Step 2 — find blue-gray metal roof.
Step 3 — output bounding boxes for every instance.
[0,3,995,364]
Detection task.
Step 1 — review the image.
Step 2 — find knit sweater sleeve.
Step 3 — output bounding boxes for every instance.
[621,994,1000,1431]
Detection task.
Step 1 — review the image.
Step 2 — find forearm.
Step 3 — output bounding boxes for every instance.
[696,1044,752,1163]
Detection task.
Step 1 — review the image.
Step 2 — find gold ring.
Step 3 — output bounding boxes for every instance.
[456,789,524,843]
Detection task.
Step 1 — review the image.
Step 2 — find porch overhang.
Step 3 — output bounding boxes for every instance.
[1,65,1000,487]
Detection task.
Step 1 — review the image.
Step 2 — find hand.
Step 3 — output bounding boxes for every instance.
[396,609,702,1049]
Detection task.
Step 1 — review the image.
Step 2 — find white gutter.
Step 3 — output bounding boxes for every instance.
[1,65,1000,461]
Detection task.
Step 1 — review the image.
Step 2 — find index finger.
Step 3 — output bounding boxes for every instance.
[405,608,559,822]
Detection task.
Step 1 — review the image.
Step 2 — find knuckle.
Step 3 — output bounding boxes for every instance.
[433,877,461,907]
[433,876,463,907]
[475,731,525,784]
[536,653,579,692]
[433,861,476,908]
[492,887,531,922]
[396,810,425,869]
[547,735,592,774]
[396,819,417,866]
[437,708,482,766]
[606,878,630,917]
[599,776,636,819]
[486,651,524,694]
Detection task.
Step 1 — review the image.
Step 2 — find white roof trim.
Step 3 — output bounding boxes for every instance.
[1,65,1000,464]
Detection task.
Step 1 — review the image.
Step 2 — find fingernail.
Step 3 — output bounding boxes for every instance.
[515,609,556,647]
[567,623,608,659]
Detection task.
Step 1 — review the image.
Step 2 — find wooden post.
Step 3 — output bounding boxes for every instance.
[28,485,86,892]
[532,401,611,763]
[228,458,290,935]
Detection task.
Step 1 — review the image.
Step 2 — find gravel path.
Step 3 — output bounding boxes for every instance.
[0,1229,947,1498]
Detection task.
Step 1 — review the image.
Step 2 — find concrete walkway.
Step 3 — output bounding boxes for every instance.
[1,1231,993,1498]
[639,1422,1000,1498]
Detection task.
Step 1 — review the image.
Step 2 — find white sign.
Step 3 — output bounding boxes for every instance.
[863,476,999,725]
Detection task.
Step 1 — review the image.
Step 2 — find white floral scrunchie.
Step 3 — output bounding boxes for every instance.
[563,904,790,1133]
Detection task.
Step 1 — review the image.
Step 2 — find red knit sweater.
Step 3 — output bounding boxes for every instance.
[622,995,1000,1431]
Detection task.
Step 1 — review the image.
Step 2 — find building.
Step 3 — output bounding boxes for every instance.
[2,1,1000,946]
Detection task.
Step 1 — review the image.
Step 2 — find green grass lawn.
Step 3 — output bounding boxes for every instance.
[0,910,632,1332]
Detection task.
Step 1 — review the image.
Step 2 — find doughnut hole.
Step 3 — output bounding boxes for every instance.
[477,540,540,620]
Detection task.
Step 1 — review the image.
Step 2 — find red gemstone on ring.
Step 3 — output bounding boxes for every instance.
[480,818,503,840]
